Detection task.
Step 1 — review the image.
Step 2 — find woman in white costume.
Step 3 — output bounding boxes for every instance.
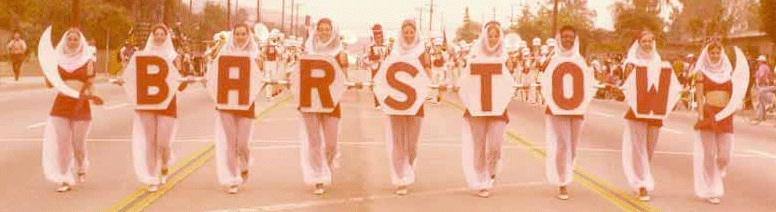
[213,22,260,194]
[42,27,102,192]
[384,19,431,196]
[691,39,745,204]
[460,21,509,198]
[299,17,349,195]
[131,24,187,192]
[620,29,666,202]
[543,25,585,200]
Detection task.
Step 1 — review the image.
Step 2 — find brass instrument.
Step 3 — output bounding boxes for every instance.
[208,31,229,60]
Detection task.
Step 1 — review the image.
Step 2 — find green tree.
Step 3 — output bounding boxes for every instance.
[612,1,665,46]
[0,0,133,50]
[760,0,776,42]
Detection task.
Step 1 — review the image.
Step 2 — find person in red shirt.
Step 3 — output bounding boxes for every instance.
[383,19,431,196]
[691,40,741,205]
[213,23,260,194]
[6,31,27,81]
[128,24,188,192]
[459,21,510,198]
[298,18,350,196]
[41,28,103,192]
[543,25,586,201]
[368,24,389,109]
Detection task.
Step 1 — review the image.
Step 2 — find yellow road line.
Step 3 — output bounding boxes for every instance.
[105,95,293,212]
[444,99,659,212]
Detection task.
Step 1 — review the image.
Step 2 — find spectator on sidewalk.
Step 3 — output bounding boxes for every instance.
[751,55,776,125]
[6,31,27,81]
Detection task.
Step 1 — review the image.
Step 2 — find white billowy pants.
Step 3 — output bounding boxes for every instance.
[622,120,660,192]
[42,116,91,184]
[461,116,507,190]
[544,115,584,186]
[386,115,423,186]
[693,131,733,199]
[132,112,178,185]
[214,111,255,185]
[299,112,340,185]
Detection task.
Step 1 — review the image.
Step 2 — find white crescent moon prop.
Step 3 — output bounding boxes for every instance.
[38,26,81,98]
[714,47,750,121]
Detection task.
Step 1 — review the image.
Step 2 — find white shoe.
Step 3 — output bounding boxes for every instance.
[228,185,239,194]
[637,187,650,202]
[395,186,408,196]
[558,186,570,200]
[56,183,71,193]
[77,173,86,183]
[160,168,169,184]
[148,184,159,192]
[313,184,325,195]
[707,197,721,204]
[477,189,490,198]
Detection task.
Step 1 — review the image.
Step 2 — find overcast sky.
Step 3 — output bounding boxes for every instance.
[192,0,681,36]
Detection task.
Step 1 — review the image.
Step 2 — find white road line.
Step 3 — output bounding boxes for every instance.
[251,145,299,150]
[211,181,547,212]
[749,150,776,159]
[590,111,614,118]
[662,127,684,135]
[103,103,129,110]
[26,122,46,129]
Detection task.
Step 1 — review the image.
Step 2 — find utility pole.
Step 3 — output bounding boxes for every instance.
[295,3,303,36]
[428,0,433,32]
[415,7,424,31]
[493,6,496,20]
[423,0,437,32]
[227,0,231,27]
[71,0,79,26]
[552,0,559,34]
[163,0,174,26]
[281,0,286,33]
[257,0,262,23]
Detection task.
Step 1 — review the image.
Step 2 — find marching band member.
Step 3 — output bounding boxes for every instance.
[691,40,747,204]
[42,27,103,192]
[299,17,349,195]
[213,23,260,194]
[506,47,521,100]
[263,33,283,99]
[430,39,446,103]
[460,21,509,198]
[620,29,669,201]
[517,48,531,101]
[543,25,585,200]
[384,19,432,196]
[131,24,187,192]
[368,24,389,109]
[524,47,538,103]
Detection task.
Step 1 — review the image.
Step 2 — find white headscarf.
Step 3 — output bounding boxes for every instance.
[55,29,94,72]
[223,24,259,59]
[304,18,343,57]
[143,24,178,61]
[554,29,580,59]
[391,19,425,57]
[624,31,662,87]
[692,42,732,83]
[471,21,504,59]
